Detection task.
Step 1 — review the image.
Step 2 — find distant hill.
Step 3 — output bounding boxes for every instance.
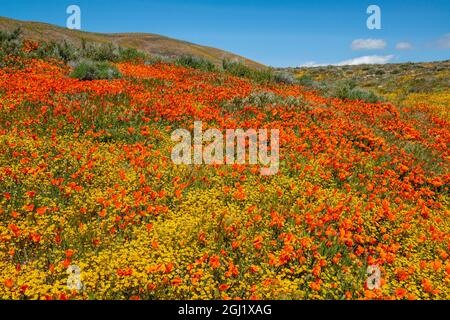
[284,60,450,109]
[288,60,450,96]
[0,16,264,69]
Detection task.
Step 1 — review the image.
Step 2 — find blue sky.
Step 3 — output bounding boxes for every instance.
[1,0,449,67]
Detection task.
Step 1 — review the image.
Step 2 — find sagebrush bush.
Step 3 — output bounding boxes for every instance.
[0,28,24,62]
[329,80,383,103]
[145,55,173,65]
[81,42,116,61]
[273,71,297,84]
[176,55,217,71]
[221,90,308,112]
[297,75,316,87]
[116,47,147,62]
[47,41,78,63]
[222,59,274,83]
[0,28,22,42]
[1,29,148,65]
[69,60,122,81]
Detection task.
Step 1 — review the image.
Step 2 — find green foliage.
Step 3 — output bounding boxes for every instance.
[0,28,24,61]
[297,74,315,87]
[273,71,297,84]
[221,91,308,113]
[145,55,173,65]
[82,42,118,61]
[116,47,147,62]
[296,75,384,103]
[39,41,78,63]
[328,80,384,103]
[69,60,122,81]
[76,42,147,62]
[0,28,148,66]
[0,27,22,42]
[295,60,450,104]
[222,59,274,84]
[222,60,298,85]
[176,55,217,71]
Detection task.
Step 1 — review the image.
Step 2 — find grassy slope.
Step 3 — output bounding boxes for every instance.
[0,16,265,69]
[288,60,450,106]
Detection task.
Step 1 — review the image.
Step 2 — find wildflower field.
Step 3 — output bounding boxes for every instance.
[0,42,449,300]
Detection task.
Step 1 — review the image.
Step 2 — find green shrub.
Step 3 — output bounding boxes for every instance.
[221,90,309,113]
[176,55,216,71]
[69,60,122,81]
[77,39,146,62]
[297,75,315,87]
[329,80,383,103]
[273,71,297,84]
[83,42,152,63]
[0,28,22,42]
[0,30,148,66]
[0,28,24,59]
[116,47,147,62]
[222,59,274,83]
[50,41,78,63]
[145,55,173,65]
[346,87,383,103]
[83,43,118,61]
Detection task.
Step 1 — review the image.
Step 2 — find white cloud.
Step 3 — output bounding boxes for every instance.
[351,39,387,50]
[299,61,326,67]
[437,34,450,49]
[299,55,395,68]
[335,55,395,66]
[396,42,413,50]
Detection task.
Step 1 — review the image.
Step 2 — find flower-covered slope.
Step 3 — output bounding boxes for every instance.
[0,55,449,299]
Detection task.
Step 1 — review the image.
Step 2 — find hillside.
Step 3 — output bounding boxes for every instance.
[0,31,449,299]
[286,61,450,119]
[0,16,264,69]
